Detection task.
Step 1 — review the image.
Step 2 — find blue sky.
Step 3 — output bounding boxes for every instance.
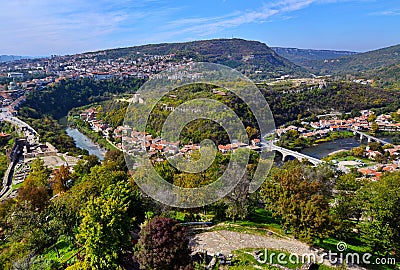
[1,0,400,56]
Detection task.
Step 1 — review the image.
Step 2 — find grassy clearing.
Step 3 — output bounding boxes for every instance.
[315,131,355,144]
[225,209,282,233]
[323,152,376,167]
[208,208,284,237]
[30,236,78,270]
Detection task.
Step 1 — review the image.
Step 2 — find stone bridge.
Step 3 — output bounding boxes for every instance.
[350,129,389,145]
[260,142,323,166]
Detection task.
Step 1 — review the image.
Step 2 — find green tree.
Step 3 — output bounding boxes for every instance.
[24,158,51,187]
[358,172,400,255]
[104,149,128,172]
[224,168,257,222]
[333,174,364,240]
[370,121,379,135]
[76,181,138,269]
[368,141,383,153]
[0,198,16,239]
[335,173,362,191]
[73,155,100,176]
[136,217,191,270]
[367,113,377,123]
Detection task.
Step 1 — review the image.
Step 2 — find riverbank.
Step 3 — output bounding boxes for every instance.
[314,130,354,144]
[298,130,395,159]
[68,116,116,151]
[65,128,106,160]
[300,137,362,159]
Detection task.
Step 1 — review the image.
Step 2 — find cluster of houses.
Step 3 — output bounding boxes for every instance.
[0,82,26,115]
[356,144,400,180]
[0,51,192,87]
[79,108,111,134]
[79,107,265,162]
[358,164,398,180]
[79,107,196,160]
[121,131,263,161]
[0,51,195,116]
[352,78,374,85]
[217,139,261,153]
[275,110,400,180]
[276,110,400,139]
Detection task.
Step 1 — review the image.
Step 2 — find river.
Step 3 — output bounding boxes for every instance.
[65,128,106,160]
[300,136,391,159]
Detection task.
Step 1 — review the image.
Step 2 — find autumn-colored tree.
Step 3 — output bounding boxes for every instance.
[18,158,51,211]
[136,217,191,270]
[350,146,365,157]
[246,126,260,140]
[52,165,71,194]
[260,161,337,243]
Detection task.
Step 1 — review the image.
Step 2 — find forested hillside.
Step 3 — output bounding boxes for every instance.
[272,47,357,68]
[90,38,309,79]
[306,44,400,75]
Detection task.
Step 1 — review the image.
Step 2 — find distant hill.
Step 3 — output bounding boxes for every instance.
[272,47,357,68]
[96,38,309,79]
[305,44,400,75]
[0,55,37,62]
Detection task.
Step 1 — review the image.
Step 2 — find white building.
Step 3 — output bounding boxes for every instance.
[7,72,24,79]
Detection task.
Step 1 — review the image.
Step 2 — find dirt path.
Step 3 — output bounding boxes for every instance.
[189,230,365,269]
[189,230,313,256]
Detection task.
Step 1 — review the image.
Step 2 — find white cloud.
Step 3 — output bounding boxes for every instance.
[0,0,170,55]
[160,0,318,38]
[0,0,373,55]
[369,9,400,16]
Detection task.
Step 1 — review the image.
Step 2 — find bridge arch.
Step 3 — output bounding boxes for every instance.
[282,153,297,163]
[269,145,322,166]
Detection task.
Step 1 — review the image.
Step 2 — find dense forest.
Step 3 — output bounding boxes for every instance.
[21,78,400,146]
[261,81,400,126]
[23,77,143,120]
